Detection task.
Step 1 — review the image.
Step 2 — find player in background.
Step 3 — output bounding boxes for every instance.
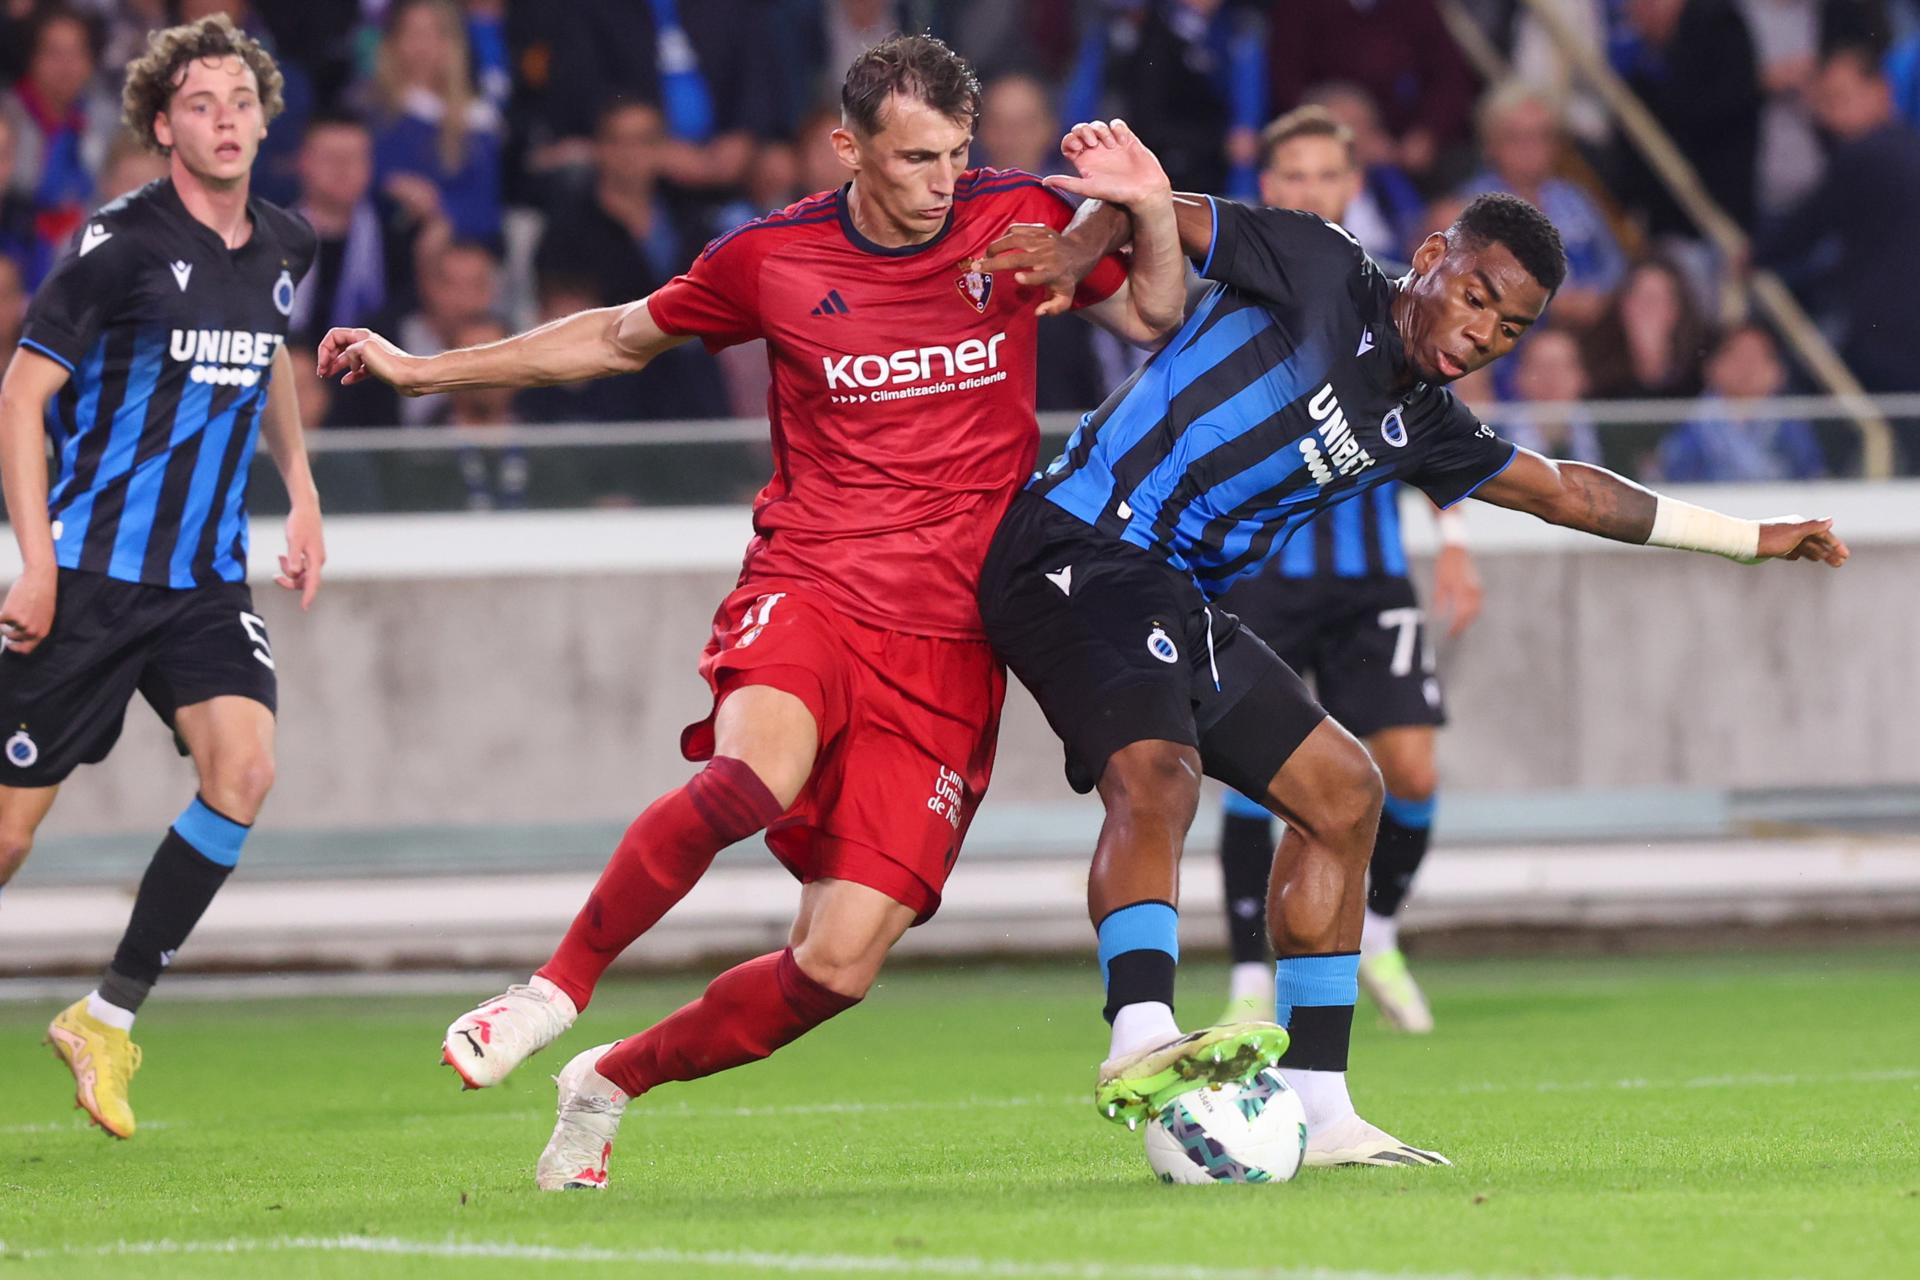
[1212,107,1484,1034]
[985,132,1847,1164]
[0,15,322,1139]
[320,37,1194,1190]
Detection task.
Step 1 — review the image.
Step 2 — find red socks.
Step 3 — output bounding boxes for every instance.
[594,948,860,1099]
[537,756,782,1011]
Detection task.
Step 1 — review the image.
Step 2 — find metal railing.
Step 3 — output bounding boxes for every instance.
[248,394,1918,515]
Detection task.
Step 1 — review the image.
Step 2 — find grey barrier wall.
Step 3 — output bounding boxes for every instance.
[30,488,1920,837]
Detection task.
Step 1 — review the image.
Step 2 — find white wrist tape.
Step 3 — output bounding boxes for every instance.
[1647,495,1762,562]
[1435,508,1470,548]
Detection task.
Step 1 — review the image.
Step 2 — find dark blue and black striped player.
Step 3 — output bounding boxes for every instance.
[0,15,323,1140]
[980,162,1842,1165]
[1200,103,1484,1042]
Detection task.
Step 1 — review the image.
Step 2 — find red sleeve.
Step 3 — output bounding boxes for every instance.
[645,228,766,352]
[1019,181,1128,309]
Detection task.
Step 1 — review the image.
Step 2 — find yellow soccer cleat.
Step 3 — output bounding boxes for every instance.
[46,999,142,1139]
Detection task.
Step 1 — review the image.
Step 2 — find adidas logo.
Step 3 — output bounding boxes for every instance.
[810,289,851,317]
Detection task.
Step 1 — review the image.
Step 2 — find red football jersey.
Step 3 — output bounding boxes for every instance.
[648,169,1127,640]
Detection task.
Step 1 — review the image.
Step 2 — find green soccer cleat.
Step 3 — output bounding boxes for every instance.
[1094,1022,1290,1129]
[1358,947,1435,1034]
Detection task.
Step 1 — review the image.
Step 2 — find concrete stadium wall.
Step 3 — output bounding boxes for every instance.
[17,481,1920,838]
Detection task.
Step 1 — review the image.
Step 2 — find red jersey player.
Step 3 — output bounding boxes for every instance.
[317,36,1187,1189]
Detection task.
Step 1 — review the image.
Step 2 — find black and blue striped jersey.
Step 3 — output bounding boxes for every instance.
[17,179,315,589]
[1275,483,1408,580]
[1029,198,1513,599]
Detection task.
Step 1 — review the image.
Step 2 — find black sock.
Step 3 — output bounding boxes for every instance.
[1276,1004,1356,1071]
[1218,808,1274,966]
[1273,953,1359,1072]
[102,829,234,1013]
[1096,902,1178,1024]
[1365,792,1435,919]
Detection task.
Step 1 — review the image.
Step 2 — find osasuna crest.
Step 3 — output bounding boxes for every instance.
[273,268,295,316]
[1380,404,1409,448]
[955,262,993,313]
[5,729,38,769]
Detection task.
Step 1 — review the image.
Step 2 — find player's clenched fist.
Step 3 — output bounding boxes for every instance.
[0,564,56,654]
[317,326,425,394]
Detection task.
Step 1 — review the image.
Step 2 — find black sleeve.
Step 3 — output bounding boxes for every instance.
[284,210,319,285]
[18,221,134,371]
[1200,197,1371,310]
[1407,386,1518,508]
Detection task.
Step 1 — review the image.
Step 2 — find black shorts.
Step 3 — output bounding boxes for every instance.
[979,491,1327,796]
[0,569,277,787]
[1220,572,1445,739]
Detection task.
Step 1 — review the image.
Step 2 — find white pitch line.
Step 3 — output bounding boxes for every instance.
[409,1067,1920,1126]
[1439,1067,1920,1097]
[0,1119,174,1136]
[0,971,518,1004]
[0,1234,1650,1280]
[11,1069,1915,1139]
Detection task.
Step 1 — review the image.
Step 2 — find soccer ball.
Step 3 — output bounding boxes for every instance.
[1143,1069,1308,1184]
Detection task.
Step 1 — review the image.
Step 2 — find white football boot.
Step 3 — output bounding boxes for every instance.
[1304,1111,1451,1168]
[442,978,577,1089]
[535,1043,629,1191]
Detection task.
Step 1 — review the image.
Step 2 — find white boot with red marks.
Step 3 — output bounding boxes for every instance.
[441,976,577,1089]
[535,1043,629,1191]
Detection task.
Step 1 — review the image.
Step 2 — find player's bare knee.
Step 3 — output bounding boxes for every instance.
[204,751,276,821]
[1312,743,1382,856]
[712,685,819,809]
[0,831,33,886]
[1341,754,1385,842]
[791,934,884,1000]
[1100,741,1202,826]
[1379,757,1437,805]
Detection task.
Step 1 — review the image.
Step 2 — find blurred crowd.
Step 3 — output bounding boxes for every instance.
[4,0,1920,507]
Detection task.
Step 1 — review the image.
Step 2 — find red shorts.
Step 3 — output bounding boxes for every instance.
[681,585,1005,922]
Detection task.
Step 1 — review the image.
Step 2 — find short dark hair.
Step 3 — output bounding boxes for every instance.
[1258,105,1354,171]
[303,110,369,138]
[31,6,102,64]
[596,97,662,136]
[1451,192,1568,295]
[841,34,981,136]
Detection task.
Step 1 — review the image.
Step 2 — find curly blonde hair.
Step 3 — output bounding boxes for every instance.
[121,13,285,155]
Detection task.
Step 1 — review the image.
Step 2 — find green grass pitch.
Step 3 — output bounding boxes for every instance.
[2,949,1916,1279]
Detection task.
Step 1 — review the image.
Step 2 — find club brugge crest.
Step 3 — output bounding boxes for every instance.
[1146,624,1179,664]
[1380,404,1409,448]
[5,729,37,768]
[273,268,295,316]
[956,263,993,313]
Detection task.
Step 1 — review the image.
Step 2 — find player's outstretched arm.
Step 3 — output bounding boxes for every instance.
[262,343,326,610]
[316,298,691,396]
[0,348,70,652]
[1471,447,1849,566]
